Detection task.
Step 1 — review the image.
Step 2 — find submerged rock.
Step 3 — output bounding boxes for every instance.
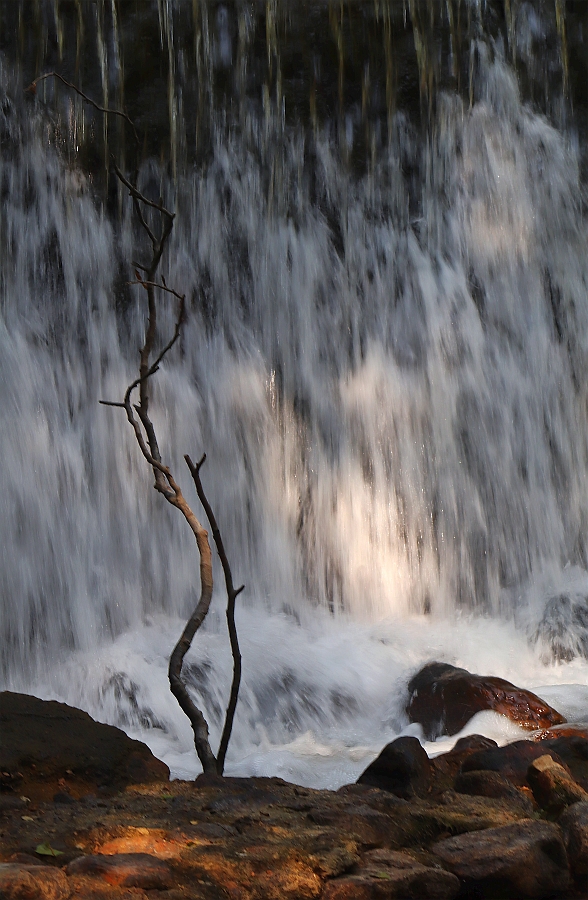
[0,692,169,802]
[406,662,566,739]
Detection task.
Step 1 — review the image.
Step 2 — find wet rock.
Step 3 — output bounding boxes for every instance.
[431,819,570,899]
[406,662,566,739]
[429,735,499,794]
[532,722,588,741]
[0,863,69,900]
[322,849,460,899]
[67,852,173,889]
[527,753,588,814]
[460,739,567,786]
[454,769,534,812]
[559,801,588,879]
[0,692,169,802]
[357,737,432,798]
[540,735,588,791]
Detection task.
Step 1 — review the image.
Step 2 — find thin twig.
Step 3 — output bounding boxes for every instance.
[27,72,139,146]
[112,161,175,220]
[123,295,185,410]
[185,453,244,774]
[128,279,186,302]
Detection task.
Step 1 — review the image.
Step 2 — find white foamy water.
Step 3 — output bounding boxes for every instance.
[1,16,588,788]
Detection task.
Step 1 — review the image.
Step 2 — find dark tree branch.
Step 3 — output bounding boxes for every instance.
[129,278,186,302]
[26,72,139,146]
[185,453,245,774]
[112,161,175,220]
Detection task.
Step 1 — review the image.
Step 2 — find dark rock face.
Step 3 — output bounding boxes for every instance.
[323,848,460,899]
[357,737,432,798]
[460,739,567,786]
[407,662,566,739]
[431,819,570,899]
[454,769,534,812]
[429,735,499,794]
[0,692,169,801]
[559,801,588,879]
[67,853,173,889]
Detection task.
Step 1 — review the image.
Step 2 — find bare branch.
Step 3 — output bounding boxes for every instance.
[128,280,186,302]
[27,71,139,146]
[112,161,175,221]
[185,453,244,774]
[133,195,157,248]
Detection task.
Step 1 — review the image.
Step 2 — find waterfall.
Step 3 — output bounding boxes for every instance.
[1,1,588,787]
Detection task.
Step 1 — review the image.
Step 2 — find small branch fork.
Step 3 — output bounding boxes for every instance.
[27,72,140,147]
[35,73,243,774]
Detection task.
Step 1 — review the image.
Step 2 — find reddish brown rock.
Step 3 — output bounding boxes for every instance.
[531,723,588,741]
[66,876,150,899]
[527,754,588,814]
[0,691,169,802]
[357,737,432,798]
[0,863,69,900]
[67,852,173,889]
[322,849,459,899]
[429,735,499,794]
[431,819,570,898]
[407,662,566,739]
[540,735,588,791]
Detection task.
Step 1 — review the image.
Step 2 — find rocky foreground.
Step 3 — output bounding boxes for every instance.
[1,685,588,900]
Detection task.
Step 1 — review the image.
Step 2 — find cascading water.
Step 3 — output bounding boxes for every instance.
[1,1,588,788]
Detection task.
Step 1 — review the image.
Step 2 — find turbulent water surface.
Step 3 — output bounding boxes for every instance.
[1,1,588,788]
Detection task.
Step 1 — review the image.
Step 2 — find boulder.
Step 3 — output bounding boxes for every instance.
[431,819,570,898]
[357,737,432,798]
[454,769,534,812]
[460,739,568,786]
[429,735,499,794]
[540,735,588,791]
[406,662,566,739]
[322,849,460,900]
[0,692,169,802]
[527,754,588,814]
[0,863,69,900]
[558,801,588,879]
[67,853,173,889]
